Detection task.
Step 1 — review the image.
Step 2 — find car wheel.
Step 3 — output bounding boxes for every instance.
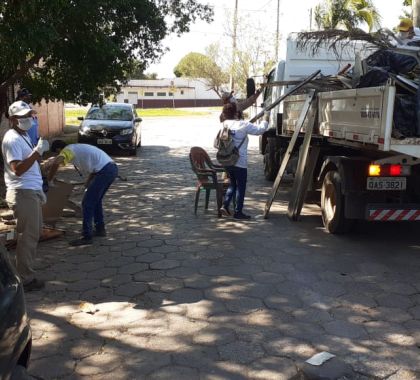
[128,144,137,156]
[321,170,354,234]
[263,138,281,181]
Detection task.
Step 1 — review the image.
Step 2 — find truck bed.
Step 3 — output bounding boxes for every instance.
[282,84,420,159]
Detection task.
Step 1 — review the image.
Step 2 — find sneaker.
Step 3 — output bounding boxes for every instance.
[69,237,93,246]
[23,278,45,292]
[219,207,231,217]
[233,212,251,220]
[94,229,106,237]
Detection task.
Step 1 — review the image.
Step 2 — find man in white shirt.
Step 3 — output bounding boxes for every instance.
[48,141,118,246]
[397,18,420,45]
[2,101,49,291]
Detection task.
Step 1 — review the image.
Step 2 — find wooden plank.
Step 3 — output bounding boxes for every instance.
[263,90,316,219]
[250,70,320,123]
[287,145,321,221]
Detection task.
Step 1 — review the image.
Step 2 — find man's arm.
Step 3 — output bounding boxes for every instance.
[243,120,269,136]
[9,151,42,177]
[47,156,65,181]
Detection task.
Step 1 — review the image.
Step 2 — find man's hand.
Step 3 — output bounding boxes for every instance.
[263,111,270,122]
[34,138,49,156]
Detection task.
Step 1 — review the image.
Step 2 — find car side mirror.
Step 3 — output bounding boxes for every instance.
[134,117,142,122]
[246,78,256,98]
[77,116,84,121]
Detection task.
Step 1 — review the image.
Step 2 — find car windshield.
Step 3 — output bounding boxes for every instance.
[86,106,133,121]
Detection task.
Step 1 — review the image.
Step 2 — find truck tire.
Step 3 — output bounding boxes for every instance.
[264,138,280,181]
[321,170,354,234]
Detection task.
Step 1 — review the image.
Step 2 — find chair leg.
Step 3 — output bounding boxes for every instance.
[205,188,211,209]
[216,184,223,217]
[194,188,200,215]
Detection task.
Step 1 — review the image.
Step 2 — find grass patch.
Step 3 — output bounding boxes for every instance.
[136,108,212,117]
[65,108,88,126]
[65,107,217,126]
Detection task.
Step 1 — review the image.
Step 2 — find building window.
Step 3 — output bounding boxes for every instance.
[157,92,166,96]
[168,92,174,96]
[144,92,154,96]
[180,90,184,95]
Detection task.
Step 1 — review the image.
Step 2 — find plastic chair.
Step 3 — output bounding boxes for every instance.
[189,146,230,217]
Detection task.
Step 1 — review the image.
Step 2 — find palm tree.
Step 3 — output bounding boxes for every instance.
[314,0,381,32]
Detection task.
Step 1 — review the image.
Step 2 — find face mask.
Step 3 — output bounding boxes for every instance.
[17,118,32,131]
[399,31,409,39]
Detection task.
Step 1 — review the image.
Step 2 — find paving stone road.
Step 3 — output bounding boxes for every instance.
[23,111,420,379]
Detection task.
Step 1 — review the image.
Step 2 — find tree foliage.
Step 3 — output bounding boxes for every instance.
[0,0,213,108]
[126,60,158,80]
[314,0,381,32]
[223,13,276,95]
[173,52,229,96]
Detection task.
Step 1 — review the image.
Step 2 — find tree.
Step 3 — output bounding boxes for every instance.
[173,52,229,97]
[314,0,381,32]
[222,13,276,96]
[0,0,213,109]
[126,61,158,80]
[412,0,420,27]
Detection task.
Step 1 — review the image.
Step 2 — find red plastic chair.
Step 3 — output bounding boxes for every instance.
[189,147,230,217]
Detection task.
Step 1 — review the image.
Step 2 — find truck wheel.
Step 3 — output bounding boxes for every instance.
[263,139,280,181]
[321,171,353,234]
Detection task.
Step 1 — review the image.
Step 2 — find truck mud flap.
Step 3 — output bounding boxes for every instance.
[366,204,420,221]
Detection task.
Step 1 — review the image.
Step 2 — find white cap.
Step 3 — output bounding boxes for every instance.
[8,101,33,117]
[221,91,234,102]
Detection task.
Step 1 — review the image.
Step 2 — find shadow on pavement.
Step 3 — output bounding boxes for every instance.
[23,145,420,379]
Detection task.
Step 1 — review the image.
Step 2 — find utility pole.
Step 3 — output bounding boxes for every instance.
[275,0,281,62]
[414,0,420,28]
[230,0,239,91]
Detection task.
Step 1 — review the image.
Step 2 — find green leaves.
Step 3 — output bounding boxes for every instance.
[174,52,228,96]
[0,0,213,106]
[314,0,381,32]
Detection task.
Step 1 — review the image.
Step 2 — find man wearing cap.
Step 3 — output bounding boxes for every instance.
[397,18,420,45]
[16,88,39,146]
[47,140,118,246]
[2,101,49,291]
[219,89,262,122]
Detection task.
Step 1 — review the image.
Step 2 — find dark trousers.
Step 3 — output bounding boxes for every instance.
[223,166,247,214]
[82,162,118,238]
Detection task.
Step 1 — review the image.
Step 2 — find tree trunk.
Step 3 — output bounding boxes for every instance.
[413,0,420,28]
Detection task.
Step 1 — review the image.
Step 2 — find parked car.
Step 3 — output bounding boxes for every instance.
[0,244,32,380]
[77,102,142,155]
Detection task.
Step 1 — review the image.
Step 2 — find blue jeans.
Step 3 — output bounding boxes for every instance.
[82,162,118,238]
[223,166,247,214]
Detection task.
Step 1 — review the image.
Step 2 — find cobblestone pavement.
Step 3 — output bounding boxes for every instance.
[24,112,420,379]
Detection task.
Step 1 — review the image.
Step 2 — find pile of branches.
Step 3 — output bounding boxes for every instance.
[297,29,393,57]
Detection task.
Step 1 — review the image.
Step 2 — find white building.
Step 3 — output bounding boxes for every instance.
[115,78,221,108]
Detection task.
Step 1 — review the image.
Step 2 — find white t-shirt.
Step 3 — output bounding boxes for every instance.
[60,144,113,176]
[1,129,43,190]
[222,119,269,168]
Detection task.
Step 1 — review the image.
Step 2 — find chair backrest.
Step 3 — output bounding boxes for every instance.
[189,146,211,171]
[190,146,216,182]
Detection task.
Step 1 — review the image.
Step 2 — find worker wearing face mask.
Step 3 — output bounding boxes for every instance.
[397,18,420,45]
[2,100,49,292]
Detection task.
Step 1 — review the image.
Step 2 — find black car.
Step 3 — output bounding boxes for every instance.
[0,244,32,380]
[77,102,142,155]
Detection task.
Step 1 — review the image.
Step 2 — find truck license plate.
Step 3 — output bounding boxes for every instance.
[97,138,113,145]
[367,177,406,191]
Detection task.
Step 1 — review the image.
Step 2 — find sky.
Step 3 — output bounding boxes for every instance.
[147,0,407,78]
